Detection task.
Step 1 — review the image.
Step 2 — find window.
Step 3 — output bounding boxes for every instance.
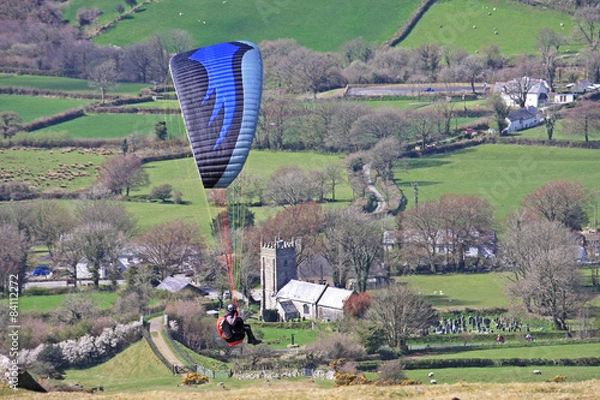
[303,304,309,314]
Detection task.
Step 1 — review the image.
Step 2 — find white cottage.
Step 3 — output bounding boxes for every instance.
[505,106,543,134]
[494,78,550,108]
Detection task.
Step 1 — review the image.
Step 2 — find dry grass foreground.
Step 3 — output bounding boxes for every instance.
[5,379,600,400]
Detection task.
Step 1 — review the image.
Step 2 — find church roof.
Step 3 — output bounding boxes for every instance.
[276,279,327,303]
[319,286,354,309]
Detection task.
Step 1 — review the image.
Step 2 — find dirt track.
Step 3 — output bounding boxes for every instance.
[148,316,184,370]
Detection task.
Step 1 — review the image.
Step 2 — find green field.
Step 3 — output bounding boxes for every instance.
[0,148,108,192]
[0,95,89,122]
[512,121,600,142]
[423,342,600,360]
[37,113,188,139]
[5,291,118,313]
[90,0,422,51]
[397,144,600,219]
[0,74,147,95]
[397,273,509,310]
[400,0,578,55]
[126,149,352,233]
[405,365,600,384]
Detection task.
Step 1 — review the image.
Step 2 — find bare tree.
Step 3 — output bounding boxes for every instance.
[29,201,74,257]
[259,38,301,87]
[122,40,157,83]
[572,5,600,52]
[499,76,538,108]
[369,137,401,182]
[76,222,126,287]
[97,154,149,197]
[0,224,29,294]
[338,37,376,66]
[136,220,204,279]
[438,194,495,271]
[536,28,565,90]
[257,201,324,267]
[433,99,456,135]
[324,102,371,152]
[459,55,486,94]
[522,180,593,231]
[156,29,194,56]
[324,163,344,202]
[53,233,84,287]
[562,100,600,142]
[262,166,318,207]
[324,208,383,292]
[348,109,406,150]
[367,284,437,351]
[0,111,22,139]
[406,108,440,149]
[281,47,343,99]
[88,59,118,103]
[500,215,587,330]
[257,90,295,150]
[399,199,445,273]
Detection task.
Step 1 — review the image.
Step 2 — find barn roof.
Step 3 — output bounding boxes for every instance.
[156,276,193,293]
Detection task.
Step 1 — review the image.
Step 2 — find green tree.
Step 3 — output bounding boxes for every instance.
[150,184,173,202]
[124,0,137,9]
[486,94,509,134]
[154,120,168,141]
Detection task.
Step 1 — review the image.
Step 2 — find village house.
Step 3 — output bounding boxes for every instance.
[155,275,206,295]
[504,106,544,134]
[493,77,550,108]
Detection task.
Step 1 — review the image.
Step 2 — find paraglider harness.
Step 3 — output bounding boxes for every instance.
[216,310,245,347]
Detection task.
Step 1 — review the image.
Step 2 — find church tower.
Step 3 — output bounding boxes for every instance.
[260,239,297,313]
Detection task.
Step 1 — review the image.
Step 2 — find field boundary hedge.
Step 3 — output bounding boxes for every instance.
[402,356,600,370]
[383,0,437,48]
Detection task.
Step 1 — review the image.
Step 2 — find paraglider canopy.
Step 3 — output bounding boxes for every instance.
[169,41,262,189]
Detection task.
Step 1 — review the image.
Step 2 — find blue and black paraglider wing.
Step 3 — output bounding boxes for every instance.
[169,41,262,189]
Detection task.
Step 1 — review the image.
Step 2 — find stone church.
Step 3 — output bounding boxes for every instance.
[260,240,355,322]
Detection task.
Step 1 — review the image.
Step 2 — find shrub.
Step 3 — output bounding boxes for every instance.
[334,373,371,387]
[400,379,422,386]
[377,359,407,384]
[182,372,209,385]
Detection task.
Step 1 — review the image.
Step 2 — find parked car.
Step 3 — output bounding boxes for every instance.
[32,265,51,276]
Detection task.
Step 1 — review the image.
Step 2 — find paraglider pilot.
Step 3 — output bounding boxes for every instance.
[220,303,262,346]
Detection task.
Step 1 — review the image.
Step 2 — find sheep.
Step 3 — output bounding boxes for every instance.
[430,379,437,384]
[428,372,434,377]
[533,370,542,375]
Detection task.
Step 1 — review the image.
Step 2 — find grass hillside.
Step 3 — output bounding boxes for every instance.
[0,74,147,94]
[399,0,577,54]
[84,0,422,51]
[397,144,600,218]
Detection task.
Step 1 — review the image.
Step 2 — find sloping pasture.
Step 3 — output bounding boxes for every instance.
[89,0,423,51]
[397,144,600,218]
[399,0,578,55]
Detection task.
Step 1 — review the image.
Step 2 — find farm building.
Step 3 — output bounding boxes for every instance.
[504,106,543,134]
[155,276,205,294]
